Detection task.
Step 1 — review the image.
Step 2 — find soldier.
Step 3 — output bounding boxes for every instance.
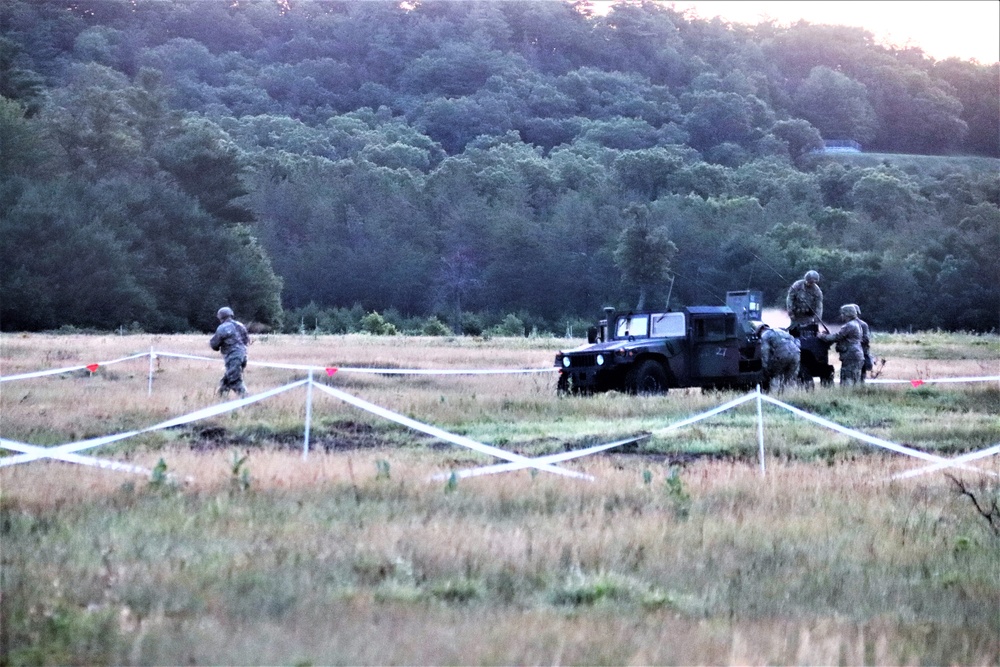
[210,306,250,397]
[786,270,823,330]
[847,303,873,382]
[757,324,801,392]
[820,304,864,386]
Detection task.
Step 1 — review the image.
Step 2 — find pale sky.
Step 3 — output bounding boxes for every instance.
[594,1,1000,64]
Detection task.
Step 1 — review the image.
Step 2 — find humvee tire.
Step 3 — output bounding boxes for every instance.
[625,359,669,394]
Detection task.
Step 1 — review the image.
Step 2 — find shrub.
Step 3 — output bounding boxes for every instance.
[491,313,526,337]
[422,316,452,336]
[459,312,484,336]
[360,311,397,335]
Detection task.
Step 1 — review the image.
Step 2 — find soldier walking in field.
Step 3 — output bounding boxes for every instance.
[820,304,865,386]
[757,324,801,392]
[210,306,250,397]
[786,270,823,330]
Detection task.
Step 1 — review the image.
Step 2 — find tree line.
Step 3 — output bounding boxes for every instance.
[1,0,997,333]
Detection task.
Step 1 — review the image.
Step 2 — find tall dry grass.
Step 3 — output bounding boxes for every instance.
[1,332,998,665]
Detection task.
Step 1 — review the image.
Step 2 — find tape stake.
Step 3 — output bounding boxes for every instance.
[86,364,100,373]
[148,346,155,396]
[326,368,338,376]
[755,386,765,475]
[303,370,314,460]
[911,379,925,387]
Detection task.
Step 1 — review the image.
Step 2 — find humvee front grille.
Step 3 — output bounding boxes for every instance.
[566,354,598,367]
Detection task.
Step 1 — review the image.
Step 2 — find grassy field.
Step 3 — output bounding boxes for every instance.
[1,331,998,665]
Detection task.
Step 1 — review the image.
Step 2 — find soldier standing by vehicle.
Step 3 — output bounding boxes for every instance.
[210,306,250,397]
[847,303,873,382]
[757,324,801,392]
[820,304,864,386]
[786,270,823,329]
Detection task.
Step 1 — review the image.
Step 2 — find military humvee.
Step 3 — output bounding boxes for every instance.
[555,290,767,394]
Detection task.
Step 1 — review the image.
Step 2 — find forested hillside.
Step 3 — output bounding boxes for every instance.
[2,0,997,333]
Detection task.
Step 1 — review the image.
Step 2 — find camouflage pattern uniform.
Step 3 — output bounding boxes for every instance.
[759,326,801,392]
[821,305,864,386]
[210,307,250,396]
[786,270,823,328]
[847,303,872,382]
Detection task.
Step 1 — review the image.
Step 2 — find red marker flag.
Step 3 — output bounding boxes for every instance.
[86,364,100,373]
[910,379,925,387]
[325,367,338,376]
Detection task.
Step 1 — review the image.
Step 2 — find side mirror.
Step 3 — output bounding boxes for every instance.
[587,326,598,344]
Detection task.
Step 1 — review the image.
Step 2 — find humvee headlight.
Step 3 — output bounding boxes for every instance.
[562,356,571,368]
[596,354,605,366]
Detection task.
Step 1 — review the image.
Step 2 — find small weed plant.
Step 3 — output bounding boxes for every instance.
[230,450,251,492]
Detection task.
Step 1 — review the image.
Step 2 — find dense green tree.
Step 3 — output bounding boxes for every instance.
[933,60,1000,157]
[848,169,926,229]
[0,97,54,178]
[793,66,877,144]
[1,0,997,332]
[682,90,773,150]
[770,119,824,161]
[864,65,968,153]
[0,177,155,330]
[612,148,683,200]
[155,117,253,223]
[0,37,45,117]
[614,204,677,310]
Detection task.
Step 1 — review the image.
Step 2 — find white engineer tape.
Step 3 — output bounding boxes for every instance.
[434,434,650,480]
[311,381,592,480]
[248,361,557,375]
[0,437,153,475]
[331,367,559,375]
[150,351,556,376]
[151,351,217,363]
[652,392,760,435]
[868,375,1000,385]
[758,394,997,477]
[0,352,150,382]
[4,347,996,384]
[891,443,1000,480]
[0,379,309,468]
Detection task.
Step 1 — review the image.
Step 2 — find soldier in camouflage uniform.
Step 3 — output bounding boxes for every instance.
[210,306,250,397]
[757,324,801,392]
[786,270,823,329]
[846,303,873,382]
[820,304,864,386]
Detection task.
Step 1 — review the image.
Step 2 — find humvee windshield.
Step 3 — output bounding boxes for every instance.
[615,312,685,339]
[615,314,648,338]
[651,312,686,337]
